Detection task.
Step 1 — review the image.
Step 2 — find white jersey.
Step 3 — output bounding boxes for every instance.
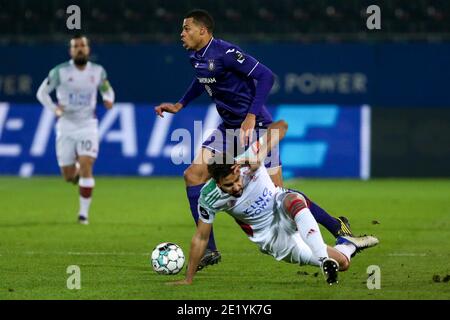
[198,165,280,242]
[36,60,114,132]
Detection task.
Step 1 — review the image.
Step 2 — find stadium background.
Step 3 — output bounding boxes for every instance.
[1,0,449,178]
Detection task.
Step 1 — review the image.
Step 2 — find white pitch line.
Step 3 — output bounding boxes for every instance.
[388,253,427,257]
[22,251,149,256]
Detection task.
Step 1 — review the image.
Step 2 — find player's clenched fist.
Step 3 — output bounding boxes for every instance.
[155,102,183,118]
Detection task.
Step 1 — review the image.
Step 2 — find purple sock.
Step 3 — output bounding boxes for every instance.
[309,201,341,237]
[186,184,217,251]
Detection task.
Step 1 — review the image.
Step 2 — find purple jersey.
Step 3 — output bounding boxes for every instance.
[179,38,274,128]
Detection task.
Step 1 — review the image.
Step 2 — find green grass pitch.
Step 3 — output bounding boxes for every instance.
[0,177,449,300]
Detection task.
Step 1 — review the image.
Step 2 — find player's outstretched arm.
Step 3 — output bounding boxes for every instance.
[98,67,115,109]
[168,220,212,285]
[156,78,204,118]
[154,102,183,118]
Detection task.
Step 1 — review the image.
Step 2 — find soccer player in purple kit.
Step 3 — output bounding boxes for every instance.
[155,9,353,270]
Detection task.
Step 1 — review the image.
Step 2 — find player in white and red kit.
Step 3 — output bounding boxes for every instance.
[36,35,115,225]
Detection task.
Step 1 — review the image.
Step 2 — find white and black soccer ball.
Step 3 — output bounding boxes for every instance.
[151,242,185,275]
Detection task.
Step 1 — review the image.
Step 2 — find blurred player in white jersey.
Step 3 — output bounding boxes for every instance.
[171,120,379,285]
[36,35,115,225]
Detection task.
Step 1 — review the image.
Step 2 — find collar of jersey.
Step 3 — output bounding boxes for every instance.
[196,37,214,58]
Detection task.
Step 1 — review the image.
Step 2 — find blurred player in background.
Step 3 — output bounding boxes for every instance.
[36,34,115,225]
[155,9,352,270]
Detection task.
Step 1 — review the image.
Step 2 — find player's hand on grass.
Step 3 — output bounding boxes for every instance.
[155,103,183,118]
[55,105,64,118]
[240,113,256,146]
[167,279,192,286]
[103,100,113,109]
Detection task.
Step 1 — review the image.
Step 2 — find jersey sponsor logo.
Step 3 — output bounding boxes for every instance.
[197,77,216,84]
[199,206,210,220]
[68,92,92,106]
[243,187,273,217]
[208,60,215,71]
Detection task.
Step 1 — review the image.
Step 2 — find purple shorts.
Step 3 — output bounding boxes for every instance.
[202,123,281,169]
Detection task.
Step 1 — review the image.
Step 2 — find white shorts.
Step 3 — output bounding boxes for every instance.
[253,192,314,265]
[56,124,99,167]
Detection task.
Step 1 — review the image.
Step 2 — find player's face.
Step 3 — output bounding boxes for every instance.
[180,18,205,50]
[218,167,244,198]
[70,37,90,66]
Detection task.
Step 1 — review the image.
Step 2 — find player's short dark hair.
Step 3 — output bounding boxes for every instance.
[185,9,214,33]
[69,34,89,46]
[207,153,235,182]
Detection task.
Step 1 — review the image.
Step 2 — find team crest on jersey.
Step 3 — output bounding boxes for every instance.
[208,59,215,71]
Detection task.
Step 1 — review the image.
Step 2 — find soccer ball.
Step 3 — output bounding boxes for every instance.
[151,242,185,275]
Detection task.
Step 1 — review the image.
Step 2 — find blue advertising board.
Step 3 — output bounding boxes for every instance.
[1,43,449,107]
[0,103,370,178]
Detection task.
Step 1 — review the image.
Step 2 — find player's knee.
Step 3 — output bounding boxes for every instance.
[283,194,308,219]
[339,257,350,271]
[79,165,92,177]
[184,165,208,184]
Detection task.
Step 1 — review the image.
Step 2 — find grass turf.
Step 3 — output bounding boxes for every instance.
[0,177,449,300]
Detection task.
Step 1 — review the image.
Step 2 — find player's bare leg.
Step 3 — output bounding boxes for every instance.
[322,236,378,285]
[61,164,79,184]
[184,147,221,270]
[184,147,213,186]
[77,155,96,225]
[327,246,350,271]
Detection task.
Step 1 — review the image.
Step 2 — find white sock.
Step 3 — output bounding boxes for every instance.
[79,197,92,218]
[294,208,328,260]
[79,177,95,218]
[334,243,356,261]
